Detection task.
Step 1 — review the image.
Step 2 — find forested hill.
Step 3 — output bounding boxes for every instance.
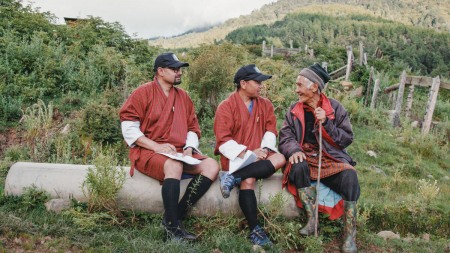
[148,0,450,48]
[226,11,450,77]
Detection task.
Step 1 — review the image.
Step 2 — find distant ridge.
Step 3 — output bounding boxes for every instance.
[148,0,449,49]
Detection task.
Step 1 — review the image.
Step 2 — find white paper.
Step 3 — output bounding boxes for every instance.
[157,152,201,165]
[229,150,257,174]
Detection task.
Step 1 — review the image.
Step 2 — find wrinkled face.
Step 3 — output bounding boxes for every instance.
[295,75,317,103]
[241,79,263,98]
[159,67,183,85]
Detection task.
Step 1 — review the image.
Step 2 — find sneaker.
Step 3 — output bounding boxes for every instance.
[249,225,272,247]
[219,172,240,198]
[164,225,186,241]
[162,218,197,240]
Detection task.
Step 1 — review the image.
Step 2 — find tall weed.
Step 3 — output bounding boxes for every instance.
[82,149,126,216]
[20,99,54,161]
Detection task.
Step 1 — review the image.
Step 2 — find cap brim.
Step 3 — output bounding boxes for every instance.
[169,62,189,68]
[252,73,272,82]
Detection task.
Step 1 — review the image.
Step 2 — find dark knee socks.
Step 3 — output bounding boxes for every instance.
[161,178,180,227]
[232,160,275,180]
[178,175,213,219]
[239,189,259,230]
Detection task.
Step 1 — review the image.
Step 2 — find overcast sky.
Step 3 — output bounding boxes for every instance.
[26,0,277,39]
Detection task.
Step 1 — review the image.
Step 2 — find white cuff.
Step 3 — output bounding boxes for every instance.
[218,140,247,160]
[260,131,278,152]
[121,121,144,147]
[183,131,202,154]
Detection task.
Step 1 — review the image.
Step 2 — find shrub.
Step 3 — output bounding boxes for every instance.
[82,150,126,216]
[0,96,23,128]
[3,145,29,162]
[20,99,55,161]
[187,43,248,119]
[80,102,122,145]
[20,185,50,212]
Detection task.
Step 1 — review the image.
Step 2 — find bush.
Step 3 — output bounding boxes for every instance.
[0,96,22,128]
[82,150,126,216]
[20,185,50,212]
[80,103,122,145]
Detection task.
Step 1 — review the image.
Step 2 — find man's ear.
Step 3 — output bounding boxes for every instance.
[311,83,319,93]
[240,80,246,89]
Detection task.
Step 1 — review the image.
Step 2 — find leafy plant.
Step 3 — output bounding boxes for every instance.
[20,185,50,212]
[80,102,122,145]
[417,179,440,204]
[82,149,126,216]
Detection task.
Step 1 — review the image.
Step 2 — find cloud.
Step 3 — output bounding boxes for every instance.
[26,0,276,38]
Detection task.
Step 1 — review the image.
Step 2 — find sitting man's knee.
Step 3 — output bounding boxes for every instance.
[339,170,360,201]
[291,160,309,173]
[164,159,183,178]
[199,158,219,180]
[269,153,286,169]
[240,178,256,189]
[342,170,359,184]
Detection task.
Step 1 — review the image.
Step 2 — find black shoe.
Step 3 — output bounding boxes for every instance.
[162,218,197,240]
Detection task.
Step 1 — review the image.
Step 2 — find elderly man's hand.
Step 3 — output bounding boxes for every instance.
[289,151,306,164]
[315,107,326,123]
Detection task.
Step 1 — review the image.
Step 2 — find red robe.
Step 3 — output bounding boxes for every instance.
[119,78,205,180]
[214,92,277,170]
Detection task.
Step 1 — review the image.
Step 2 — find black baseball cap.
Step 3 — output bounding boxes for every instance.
[233,64,272,85]
[153,52,189,71]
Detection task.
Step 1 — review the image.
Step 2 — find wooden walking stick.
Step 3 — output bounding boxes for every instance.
[314,120,323,237]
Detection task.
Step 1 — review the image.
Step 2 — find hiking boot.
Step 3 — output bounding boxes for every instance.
[219,172,241,198]
[297,186,317,236]
[162,218,197,241]
[249,225,272,247]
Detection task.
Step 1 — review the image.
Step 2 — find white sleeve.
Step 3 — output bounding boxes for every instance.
[121,121,144,147]
[260,131,278,152]
[218,140,247,160]
[183,131,202,154]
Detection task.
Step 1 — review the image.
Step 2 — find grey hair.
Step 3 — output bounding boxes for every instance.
[299,75,320,94]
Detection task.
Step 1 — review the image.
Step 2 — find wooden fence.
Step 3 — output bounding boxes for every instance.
[262,39,446,135]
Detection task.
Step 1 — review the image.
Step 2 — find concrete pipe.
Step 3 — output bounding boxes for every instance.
[4,162,299,217]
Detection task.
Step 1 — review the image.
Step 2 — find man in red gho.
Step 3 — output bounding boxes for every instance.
[278,63,360,253]
[214,64,286,247]
[119,52,219,241]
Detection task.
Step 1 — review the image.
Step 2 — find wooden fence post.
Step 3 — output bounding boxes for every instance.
[321,62,328,71]
[289,40,293,49]
[363,52,368,65]
[365,66,374,106]
[390,91,397,110]
[359,41,363,66]
[404,83,415,118]
[345,46,353,81]
[392,71,406,127]
[262,40,266,57]
[270,45,274,58]
[422,77,441,135]
[370,79,380,109]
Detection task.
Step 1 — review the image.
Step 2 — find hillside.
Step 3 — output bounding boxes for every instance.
[0,1,449,252]
[148,0,450,49]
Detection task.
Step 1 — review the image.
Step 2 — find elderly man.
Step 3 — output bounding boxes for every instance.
[214,64,286,247]
[278,63,360,253]
[119,52,219,241]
